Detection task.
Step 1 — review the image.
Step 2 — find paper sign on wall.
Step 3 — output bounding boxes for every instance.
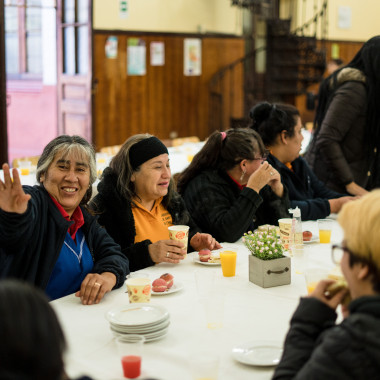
[127,38,146,76]
[184,38,202,76]
[119,0,128,19]
[338,6,351,29]
[105,36,118,59]
[150,42,165,66]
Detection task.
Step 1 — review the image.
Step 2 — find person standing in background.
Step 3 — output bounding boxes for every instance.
[305,36,380,195]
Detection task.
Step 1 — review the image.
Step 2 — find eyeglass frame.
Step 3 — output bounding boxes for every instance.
[331,243,353,265]
[252,152,269,161]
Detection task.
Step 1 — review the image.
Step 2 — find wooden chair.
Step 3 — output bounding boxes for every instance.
[171,136,200,147]
[12,155,40,168]
[99,145,122,155]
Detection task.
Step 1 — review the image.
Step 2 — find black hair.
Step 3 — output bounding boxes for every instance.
[0,280,66,380]
[177,128,266,194]
[249,102,300,146]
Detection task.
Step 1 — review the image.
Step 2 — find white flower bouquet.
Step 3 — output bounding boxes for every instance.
[242,229,284,260]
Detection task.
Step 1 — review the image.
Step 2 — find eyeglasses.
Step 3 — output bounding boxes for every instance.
[252,152,268,162]
[331,244,352,265]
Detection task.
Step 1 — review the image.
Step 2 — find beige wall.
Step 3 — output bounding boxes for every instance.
[93,0,243,35]
[280,0,380,42]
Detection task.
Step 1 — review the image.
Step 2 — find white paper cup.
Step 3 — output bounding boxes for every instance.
[168,225,190,250]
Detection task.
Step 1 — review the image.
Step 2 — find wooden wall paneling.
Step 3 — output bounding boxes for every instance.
[93,32,245,149]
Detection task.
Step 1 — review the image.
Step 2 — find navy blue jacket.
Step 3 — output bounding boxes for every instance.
[0,186,129,291]
[267,154,345,220]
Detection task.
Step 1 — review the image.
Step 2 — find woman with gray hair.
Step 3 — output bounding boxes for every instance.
[0,135,129,304]
[90,134,221,272]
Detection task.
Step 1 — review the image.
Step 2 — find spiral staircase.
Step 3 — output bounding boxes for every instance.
[209,18,326,132]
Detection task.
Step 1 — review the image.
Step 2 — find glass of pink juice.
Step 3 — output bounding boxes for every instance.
[116,335,145,379]
[121,355,141,379]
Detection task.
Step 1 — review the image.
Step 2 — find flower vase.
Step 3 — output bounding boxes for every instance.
[248,255,291,288]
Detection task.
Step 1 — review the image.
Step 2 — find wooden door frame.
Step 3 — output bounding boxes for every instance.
[0,0,8,164]
[56,0,93,140]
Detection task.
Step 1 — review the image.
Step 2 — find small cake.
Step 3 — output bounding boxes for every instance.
[160,273,174,289]
[152,278,167,292]
[198,249,211,262]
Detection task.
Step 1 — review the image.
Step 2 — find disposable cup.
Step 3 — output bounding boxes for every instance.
[278,218,293,250]
[18,160,32,175]
[220,251,237,277]
[115,335,145,379]
[168,225,190,251]
[189,352,219,380]
[126,277,151,303]
[304,268,329,294]
[317,219,333,243]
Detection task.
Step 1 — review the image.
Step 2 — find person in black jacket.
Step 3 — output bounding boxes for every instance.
[0,279,93,380]
[176,128,290,243]
[0,135,129,304]
[273,190,380,379]
[250,102,354,221]
[90,134,220,272]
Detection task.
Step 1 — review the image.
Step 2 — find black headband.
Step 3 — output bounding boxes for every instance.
[129,137,168,170]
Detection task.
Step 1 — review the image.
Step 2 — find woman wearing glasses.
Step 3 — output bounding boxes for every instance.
[274,190,380,379]
[176,128,290,242]
[250,102,354,220]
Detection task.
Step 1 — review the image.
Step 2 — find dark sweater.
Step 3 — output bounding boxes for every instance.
[90,168,201,272]
[273,296,380,379]
[180,169,290,242]
[267,154,345,220]
[0,186,129,290]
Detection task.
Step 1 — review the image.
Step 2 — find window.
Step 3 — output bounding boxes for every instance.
[5,0,42,79]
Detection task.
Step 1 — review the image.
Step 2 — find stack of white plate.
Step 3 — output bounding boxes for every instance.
[105,303,170,342]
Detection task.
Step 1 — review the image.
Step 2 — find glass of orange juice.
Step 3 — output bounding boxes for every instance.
[317,219,333,243]
[304,268,328,294]
[220,251,237,277]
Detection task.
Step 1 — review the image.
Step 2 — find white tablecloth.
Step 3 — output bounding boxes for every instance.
[51,220,343,380]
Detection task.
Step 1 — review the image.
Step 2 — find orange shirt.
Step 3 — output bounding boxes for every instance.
[132,197,173,243]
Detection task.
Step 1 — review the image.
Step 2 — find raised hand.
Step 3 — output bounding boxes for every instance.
[247,161,283,196]
[0,163,31,214]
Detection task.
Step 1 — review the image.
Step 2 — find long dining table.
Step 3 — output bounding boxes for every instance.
[51,219,344,380]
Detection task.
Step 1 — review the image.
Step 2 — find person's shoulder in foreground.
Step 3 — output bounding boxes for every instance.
[0,279,95,380]
[273,189,380,379]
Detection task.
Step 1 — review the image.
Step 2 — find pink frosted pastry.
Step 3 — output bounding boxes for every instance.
[198,249,211,262]
[160,273,174,289]
[152,278,167,292]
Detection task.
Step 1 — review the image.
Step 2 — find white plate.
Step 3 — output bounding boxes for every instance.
[151,281,184,296]
[232,341,283,366]
[303,236,319,244]
[110,319,170,334]
[106,304,169,327]
[194,259,221,266]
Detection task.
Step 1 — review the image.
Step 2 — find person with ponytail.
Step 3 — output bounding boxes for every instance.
[176,128,290,243]
[304,35,380,196]
[250,102,355,221]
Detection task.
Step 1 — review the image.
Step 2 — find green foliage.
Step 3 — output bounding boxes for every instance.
[243,229,284,260]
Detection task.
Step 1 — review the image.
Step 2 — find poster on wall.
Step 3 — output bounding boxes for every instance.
[105,36,118,59]
[150,42,165,66]
[119,0,128,19]
[127,38,146,76]
[184,38,202,76]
